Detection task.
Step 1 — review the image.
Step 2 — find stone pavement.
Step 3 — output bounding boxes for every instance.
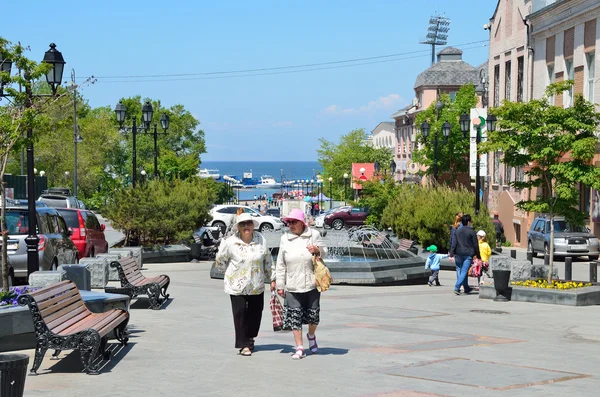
[18,261,600,397]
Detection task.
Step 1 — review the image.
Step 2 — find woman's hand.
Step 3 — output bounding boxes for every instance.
[307,244,320,255]
[277,289,285,297]
[270,281,276,292]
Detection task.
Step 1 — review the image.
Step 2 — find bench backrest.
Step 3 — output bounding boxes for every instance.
[21,280,90,334]
[398,239,414,249]
[114,257,143,284]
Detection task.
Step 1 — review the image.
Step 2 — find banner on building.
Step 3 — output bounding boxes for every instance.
[592,189,600,223]
[469,108,488,178]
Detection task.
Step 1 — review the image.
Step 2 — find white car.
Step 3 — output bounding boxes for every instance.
[209,205,284,234]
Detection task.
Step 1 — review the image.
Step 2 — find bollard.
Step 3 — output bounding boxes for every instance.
[590,261,598,283]
[564,257,572,281]
[510,249,517,259]
[526,251,533,264]
[544,254,550,266]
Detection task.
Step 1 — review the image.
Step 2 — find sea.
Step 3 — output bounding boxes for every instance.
[201,161,322,201]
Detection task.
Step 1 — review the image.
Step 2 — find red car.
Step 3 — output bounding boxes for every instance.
[324,206,369,230]
[56,208,108,258]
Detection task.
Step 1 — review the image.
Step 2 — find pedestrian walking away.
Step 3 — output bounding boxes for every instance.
[449,214,480,295]
[214,212,275,356]
[424,245,449,286]
[492,213,505,249]
[276,208,327,360]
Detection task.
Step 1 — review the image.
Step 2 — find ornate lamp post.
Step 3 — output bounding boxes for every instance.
[1,43,66,276]
[328,177,333,209]
[343,173,349,203]
[114,100,155,187]
[420,107,451,182]
[459,111,497,214]
[142,113,169,178]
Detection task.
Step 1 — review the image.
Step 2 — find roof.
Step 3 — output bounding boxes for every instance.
[371,121,395,135]
[475,61,489,93]
[390,104,415,119]
[414,60,478,89]
[437,46,463,56]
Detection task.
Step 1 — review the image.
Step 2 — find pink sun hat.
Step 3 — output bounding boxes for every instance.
[282,208,307,226]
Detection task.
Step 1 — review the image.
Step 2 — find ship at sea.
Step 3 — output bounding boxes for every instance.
[198,168,220,180]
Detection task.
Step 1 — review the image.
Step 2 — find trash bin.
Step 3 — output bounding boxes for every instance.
[0,354,29,397]
[492,269,512,302]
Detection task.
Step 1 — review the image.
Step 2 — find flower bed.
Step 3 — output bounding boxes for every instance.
[511,279,592,290]
[0,286,37,307]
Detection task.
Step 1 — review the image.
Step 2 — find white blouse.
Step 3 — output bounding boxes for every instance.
[215,232,274,295]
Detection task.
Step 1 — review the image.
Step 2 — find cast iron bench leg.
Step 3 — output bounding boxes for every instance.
[30,344,48,374]
[79,329,102,374]
[147,283,162,310]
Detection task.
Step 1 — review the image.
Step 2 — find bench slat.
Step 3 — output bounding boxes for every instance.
[50,308,93,334]
[40,293,84,319]
[45,303,89,330]
[28,280,71,299]
[37,288,81,311]
[62,310,125,337]
[31,282,78,303]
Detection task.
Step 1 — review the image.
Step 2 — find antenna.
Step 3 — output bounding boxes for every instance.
[420,13,451,66]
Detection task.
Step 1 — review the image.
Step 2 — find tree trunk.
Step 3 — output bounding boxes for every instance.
[1,180,8,292]
[548,209,555,284]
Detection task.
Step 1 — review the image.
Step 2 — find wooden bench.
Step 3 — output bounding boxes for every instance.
[109,257,170,310]
[18,281,129,374]
[398,239,418,254]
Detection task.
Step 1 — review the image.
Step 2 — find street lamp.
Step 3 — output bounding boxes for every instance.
[328,177,333,209]
[114,100,155,187]
[141,113,169,178]
[1,43,66,277]
[343,173,349,204]
[420,101,451,182]
[459,112,497,214]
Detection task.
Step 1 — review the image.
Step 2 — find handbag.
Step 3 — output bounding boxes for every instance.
[270,291,285,332]
[312,255,332,292]
[468,258,483,278]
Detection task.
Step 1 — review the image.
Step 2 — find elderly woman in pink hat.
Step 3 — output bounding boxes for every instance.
[276,208,327,360]
[215,212,274,357]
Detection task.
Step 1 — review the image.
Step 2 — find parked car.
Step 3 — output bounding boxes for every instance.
[3,206,79,284]
[208,204,284,233]
[324,206,369,230]
[265,208,280,218]
[56,208,108,258]
[314,206,352,228]
[38,193,81,208]
[527,216,599,260]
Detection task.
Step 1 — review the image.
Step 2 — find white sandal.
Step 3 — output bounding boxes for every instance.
[307,333,318,354]
[292,347,306,360]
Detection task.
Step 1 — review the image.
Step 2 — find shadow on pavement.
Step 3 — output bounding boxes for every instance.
[129,297,174,310]
[253,344,349,355]
[32,342,136,375]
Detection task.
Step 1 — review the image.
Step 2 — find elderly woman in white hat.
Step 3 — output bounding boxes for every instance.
[276,208,327,360]
[215,212,274,356]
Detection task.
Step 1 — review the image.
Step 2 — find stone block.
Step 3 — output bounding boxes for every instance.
[79,257,110,288]
[489,255,510,271]
[109,247,142,269]
[509,259,559,280]
[95,253,123,281]
[28,270,67,289]
[58,264,91,291]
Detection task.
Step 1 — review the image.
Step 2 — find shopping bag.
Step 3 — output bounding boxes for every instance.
[468,258,482,278]
[270,292,285,332]
[313,255,332,292]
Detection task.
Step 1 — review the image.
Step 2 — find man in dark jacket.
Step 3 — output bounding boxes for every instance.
[492,213,505,249]
[449,214,480,295]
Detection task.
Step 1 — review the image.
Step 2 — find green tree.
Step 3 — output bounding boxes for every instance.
[317,128,392,200]
[357,178,401,228]
[412,84,479,182]
[479,81,600,281]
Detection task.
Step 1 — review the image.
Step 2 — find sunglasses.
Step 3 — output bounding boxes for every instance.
[238,220,254,227]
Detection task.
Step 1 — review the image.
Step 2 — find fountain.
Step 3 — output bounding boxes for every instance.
[210,226,429,285]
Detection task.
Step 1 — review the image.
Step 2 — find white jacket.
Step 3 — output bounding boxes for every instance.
[275,227,327,293]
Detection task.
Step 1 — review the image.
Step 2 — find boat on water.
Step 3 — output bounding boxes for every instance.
[258,175,281,188]
[198,169,220,179]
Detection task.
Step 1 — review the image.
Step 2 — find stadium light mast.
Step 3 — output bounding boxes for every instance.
[420,14,451,65]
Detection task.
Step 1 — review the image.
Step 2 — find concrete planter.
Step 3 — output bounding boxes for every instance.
[479,284,600,306]
[142,245,191,263]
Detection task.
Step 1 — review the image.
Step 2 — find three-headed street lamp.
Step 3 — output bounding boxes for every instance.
[459,111,497,215]
[420,118,451,182]
[328,177,333,209]
[0,43,66,277]
[114,100,169,186]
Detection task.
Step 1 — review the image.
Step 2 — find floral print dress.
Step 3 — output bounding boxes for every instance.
[215,232,274,295]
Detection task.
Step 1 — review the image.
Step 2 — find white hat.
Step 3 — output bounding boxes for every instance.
[477,230,486,237]
[233,213,259,228]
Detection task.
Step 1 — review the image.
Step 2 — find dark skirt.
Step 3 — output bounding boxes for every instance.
[283,289,320,330]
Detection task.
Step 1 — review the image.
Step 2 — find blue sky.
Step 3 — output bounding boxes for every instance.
[3,0,495,161]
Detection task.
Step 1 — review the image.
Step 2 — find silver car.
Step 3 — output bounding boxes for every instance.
[527,217,600,260]
[3,206,79,284]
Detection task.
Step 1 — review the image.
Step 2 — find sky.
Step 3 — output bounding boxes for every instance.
[2,0,495,161]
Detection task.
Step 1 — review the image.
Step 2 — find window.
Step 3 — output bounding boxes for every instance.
[517,56,524,102]
[533,220,545,232]
[516,166,525,183]
[494,64,500,106]
[504,164,512,185]
[505,61,512,101]
[587,52,595,103]
[493,152,501,184]
[565,59,574,106]
[547,64,555,103]
[449,91,457,101]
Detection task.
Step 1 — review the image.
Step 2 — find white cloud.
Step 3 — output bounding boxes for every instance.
[323,94,406,115]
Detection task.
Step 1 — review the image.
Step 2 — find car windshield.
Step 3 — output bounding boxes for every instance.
[56,210,79,228]
[2,209,29,234]
[39,197,68,208]
[244,208,262,216]
[547,220,587,233]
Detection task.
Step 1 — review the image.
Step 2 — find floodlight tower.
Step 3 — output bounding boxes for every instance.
[420,14,451,65]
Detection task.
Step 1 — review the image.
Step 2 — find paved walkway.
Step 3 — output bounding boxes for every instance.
[19,261,600,397]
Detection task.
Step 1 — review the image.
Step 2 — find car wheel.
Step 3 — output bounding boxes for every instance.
[213,221,227,235]
[259,223,274,233]
[528,240,537,257]
[332,219,344,230]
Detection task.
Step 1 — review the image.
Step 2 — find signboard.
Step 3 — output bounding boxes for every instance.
[593,189,600,223]
[469,108,488,178]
